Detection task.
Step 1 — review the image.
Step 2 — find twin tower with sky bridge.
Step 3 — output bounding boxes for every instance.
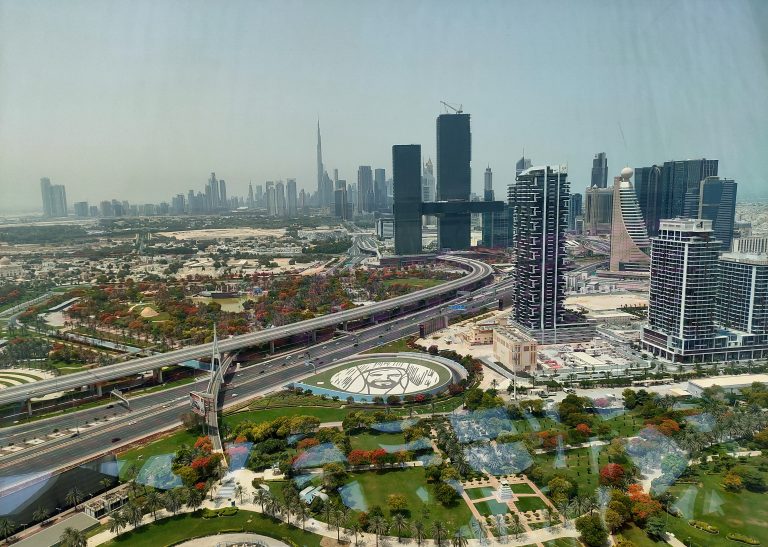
[393,111,505,254]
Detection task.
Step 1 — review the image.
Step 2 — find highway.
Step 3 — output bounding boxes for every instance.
[0,272,510,488]
[0,255,492,406]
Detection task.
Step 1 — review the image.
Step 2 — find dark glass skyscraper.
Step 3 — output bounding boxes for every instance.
[511,166,569,332]
[436,113,471,250]
[697,177,737,250]
[591,152,608,188]
[393,145,422,255]
[374,168,387,212]
[357,166,374,214]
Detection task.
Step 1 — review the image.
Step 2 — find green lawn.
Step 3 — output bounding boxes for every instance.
[363,337,415,354]
[117,429,200,480]
[663,460,768,547]
[514,496,549,512]
[103,510,322,547]
[302,355,451,389]
[602,412,645,437]
[617,523,663,547]
[474,499,511,516]
[222,407,352,429]
[465,486,496,500]
[350,431,406,451]
[509,483,535,494]
[542,539,581,547]
[533,445,609,493]
[383,277,444,289]
[347,467,473,535]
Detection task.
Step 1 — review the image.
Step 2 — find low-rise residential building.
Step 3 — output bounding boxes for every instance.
[687,374,768,397]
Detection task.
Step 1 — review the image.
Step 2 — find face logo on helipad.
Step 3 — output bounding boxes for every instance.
[330,362,440,395]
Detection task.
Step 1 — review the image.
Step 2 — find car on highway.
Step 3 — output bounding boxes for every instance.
[231,393,238,398]
[111,437,121,443]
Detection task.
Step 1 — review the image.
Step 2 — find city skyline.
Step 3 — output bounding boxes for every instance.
[1,0,767,212]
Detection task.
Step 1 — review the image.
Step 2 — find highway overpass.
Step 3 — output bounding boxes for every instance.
[0,255,493,407]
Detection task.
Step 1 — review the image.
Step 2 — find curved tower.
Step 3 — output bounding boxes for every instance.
[610,167,651,271]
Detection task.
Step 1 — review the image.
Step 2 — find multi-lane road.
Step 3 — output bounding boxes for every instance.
[0,273,509,491]
[0,256,492,407]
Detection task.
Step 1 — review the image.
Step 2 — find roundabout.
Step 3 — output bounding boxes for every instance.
[294,352,467,402]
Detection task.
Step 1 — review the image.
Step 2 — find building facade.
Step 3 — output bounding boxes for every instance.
[584,186,613,235]
[393,145,422,255]
[609,168,650,271]
[717,253,768,336]
[591,152,608,188]
[436,113,472,250]
[697,177,737,250]
[493,327,538,372]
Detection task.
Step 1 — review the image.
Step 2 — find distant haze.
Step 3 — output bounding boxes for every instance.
[1,0,767,213]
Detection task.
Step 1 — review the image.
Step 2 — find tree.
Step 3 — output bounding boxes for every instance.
[108,513,127,536]
[234,483,245,503]
[723,472,743,492]
[59,527,87,547]
[32,505,50,524]
[143,490,162,520]
[322,462,348,490]
[452,530,468,547]
[388,494,409,514]
[412,519,426,547]
[434,482,457,506]
[164,488,183,515]
[65,487,85,511]
[599,463,626,487]
[392,513,408,542]
[645,515,667,539]
[123,502,143,529]
[369,515,390,547]
[431,521,448,545]
[604,508,624,532]
[0,519,16,542]
[254,488,270,512]
[575,514,608,547]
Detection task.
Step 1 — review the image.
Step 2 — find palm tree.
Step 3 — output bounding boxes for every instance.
[412,519,426,546]
[123,502,143,529]
[234,483,245,504]
[164,488,183,515]
[108,513,127,535]
[254,489,270,512]
[431,521,447,546]
[58,527,87,547]
[509,516,525,540]
[369,515,390,547]
[349,521,362,546]
[0,519,16,543]
[143,490,162,520]
[99,477,113,492]
[391,513,408,542]
[186,488,204,510]
[32,505,50,524]
[65,487,85,511]
[331,507,344,541]
[297,503,309,530]
[452,530,468,547]
[266,497,280,518]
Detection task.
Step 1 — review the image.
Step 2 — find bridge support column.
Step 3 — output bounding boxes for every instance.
[370,315,377,325]
[153,368,163,383]
[94,383,103,397]
[26,399,33,416]
[269,340,275,354]
[310,331,317,343]
[342,321,348,331]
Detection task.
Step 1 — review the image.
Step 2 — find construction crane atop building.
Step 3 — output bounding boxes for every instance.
[440,101,463,114]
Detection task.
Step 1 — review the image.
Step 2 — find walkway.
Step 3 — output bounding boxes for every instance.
[176,532,290,546]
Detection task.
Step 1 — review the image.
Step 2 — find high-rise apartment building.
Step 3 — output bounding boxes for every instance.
[219,180,227,209]
[73,201,89,217]
[584,186,613,234]
[421,159,436,226]
[393,145,422,255]
[275,181,286,217]
[316,121,326,207]
[247,183,255,208]
[481,167,494,247]
[591,152,608,188]
[334,179,348,219]
[436,113,472,250]
[609,168,650,271]
[511,165,570,334]
[568,192,583,232]
[208,172,220,209]
[717,253,768,336]
[643,219,723,361]
[357,166,374,214]
[697,177,737,250]
[515,156,532,176]
[40,177,68,217]
[286,178,298,217]
[633,165,663,236]
[733,237,768,255]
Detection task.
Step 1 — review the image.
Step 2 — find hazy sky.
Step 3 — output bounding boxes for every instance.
[1,0,767,213]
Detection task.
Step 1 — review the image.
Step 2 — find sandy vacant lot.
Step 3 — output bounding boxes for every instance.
[566,293,648,311]
[159,228,286,240]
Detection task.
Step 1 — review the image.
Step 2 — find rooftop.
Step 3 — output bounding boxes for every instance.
[689,374,768,388]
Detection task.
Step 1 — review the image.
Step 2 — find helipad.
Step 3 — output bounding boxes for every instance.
[294,352,467,402]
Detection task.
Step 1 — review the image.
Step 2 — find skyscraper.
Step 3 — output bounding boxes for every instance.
[40,178,53,217]
[421,159,435,226]
[717,253,768,336]
[568,192,583,232]
[374,168,387,212]
[584,186,613,234]
[275,181,286,217]
[697,177,737,250]
[209,172,220,209]
[591,152,608,188]
[40,177,67,217]
[515,156,532,176]
[393,145,422,255]
[73,201,89,217]
[316,121,325,207]
[286,178,298,217]
[436,113,471,250]
[334,179,347,219]
[247,183,254,208]
[219,179,227,209]
[643,219,722,362]
[265,181,276,216]
[511,165,569,334]
[357,165,374,214]
[633,164,663,236]
[609,168,650,271]
[481,167,494,247]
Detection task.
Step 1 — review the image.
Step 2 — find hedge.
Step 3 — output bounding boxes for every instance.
[727,533,760,545]
[689,520,719,534]
[201,507,239,518]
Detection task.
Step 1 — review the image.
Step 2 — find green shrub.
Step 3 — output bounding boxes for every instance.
[218,506,239,517]
[727,533,760,545]
[688,520,718,534]
[201,508,218,519]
